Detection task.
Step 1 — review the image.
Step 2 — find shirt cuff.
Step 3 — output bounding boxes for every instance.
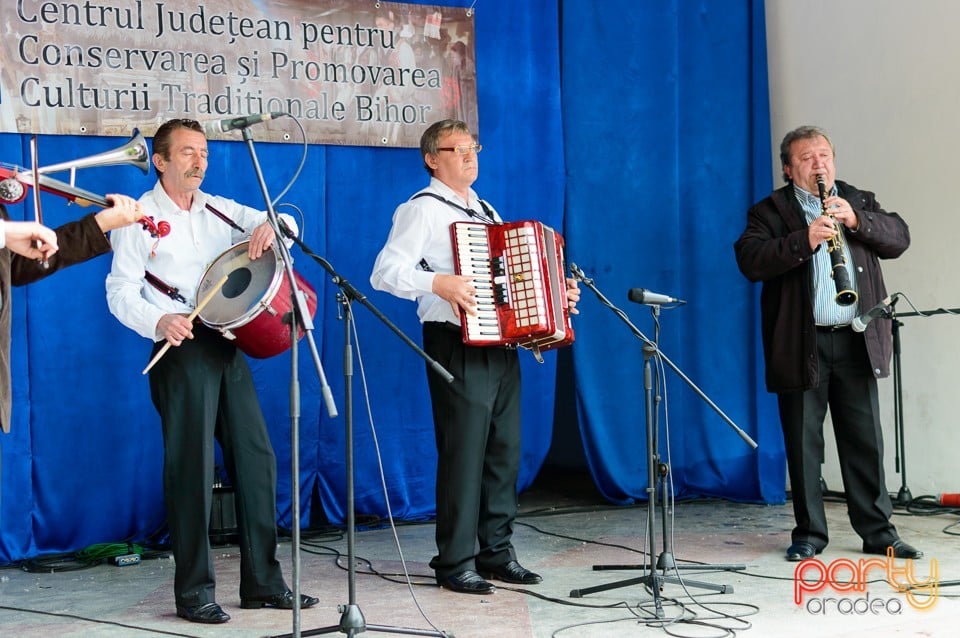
[412,269,436,295]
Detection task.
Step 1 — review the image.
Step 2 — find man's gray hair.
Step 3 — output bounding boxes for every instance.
[779,125,834,183]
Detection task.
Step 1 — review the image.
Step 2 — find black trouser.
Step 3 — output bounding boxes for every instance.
[149,326,286,607]
[776,327,896,550]
[422,322,522,579]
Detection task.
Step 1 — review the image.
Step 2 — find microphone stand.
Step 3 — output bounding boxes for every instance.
[887,302,960,507]
[236,122,450,637]
[869,299,960,591]
[238,125,337,638]
[889,299,911,506]
[271,226,452,638]
[566,264,753,615]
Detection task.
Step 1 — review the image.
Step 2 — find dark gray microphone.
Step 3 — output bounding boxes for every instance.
[627,288,686,306]
[851,293,899,332]
[202,112,284,135]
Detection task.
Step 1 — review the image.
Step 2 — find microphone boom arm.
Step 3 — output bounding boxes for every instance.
[569,263,757,449]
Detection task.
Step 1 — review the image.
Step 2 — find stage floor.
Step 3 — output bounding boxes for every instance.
[1,471,957,637]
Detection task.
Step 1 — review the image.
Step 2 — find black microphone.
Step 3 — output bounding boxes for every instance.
[627,288,686,306]
[851,293,899,332]
[277,217,297,240]
[202,112,284,135]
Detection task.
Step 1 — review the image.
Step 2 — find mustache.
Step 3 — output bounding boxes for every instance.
[185,168,204,179]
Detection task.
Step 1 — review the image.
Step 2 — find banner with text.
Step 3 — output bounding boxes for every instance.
[0,0,478,147]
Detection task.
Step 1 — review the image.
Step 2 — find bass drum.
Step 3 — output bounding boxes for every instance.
[196,241,318,358]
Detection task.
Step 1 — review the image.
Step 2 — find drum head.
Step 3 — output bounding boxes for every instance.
[197,241,282,329]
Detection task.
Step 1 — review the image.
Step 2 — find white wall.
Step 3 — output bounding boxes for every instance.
[765,0,960,499]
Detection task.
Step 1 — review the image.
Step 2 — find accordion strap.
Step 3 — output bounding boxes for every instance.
[412,191,496,224]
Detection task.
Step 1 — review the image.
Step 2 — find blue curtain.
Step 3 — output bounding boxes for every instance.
[561,0,783,504]
[0,0,779,565]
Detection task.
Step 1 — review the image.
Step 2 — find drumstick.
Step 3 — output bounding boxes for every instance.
[141,274,230,375]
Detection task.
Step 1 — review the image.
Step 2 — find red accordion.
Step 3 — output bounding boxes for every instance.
[451,220,574,360]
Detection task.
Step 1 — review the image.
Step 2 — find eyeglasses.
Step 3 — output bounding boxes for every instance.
[437,144,482,155]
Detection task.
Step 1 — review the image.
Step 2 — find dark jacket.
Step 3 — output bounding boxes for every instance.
[734,181,910,394]
[1,208,112,432]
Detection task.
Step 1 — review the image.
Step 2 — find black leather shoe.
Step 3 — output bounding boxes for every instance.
[176,602,230,624]
[439,570,495,595]
[478,560,543,585]
[786,541,820,562]
[863,539,923,559]
[240,590,320,610]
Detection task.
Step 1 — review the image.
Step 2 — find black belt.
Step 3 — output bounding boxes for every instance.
[429,321,462,334]
[816,324,851,332]
[424,321,517,349]
[422,321,465,336]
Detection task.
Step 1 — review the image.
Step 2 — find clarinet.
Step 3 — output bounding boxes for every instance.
[817,174,858,307]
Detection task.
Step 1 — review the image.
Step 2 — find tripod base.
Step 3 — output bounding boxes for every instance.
[570,555,743,599]
[273,603,451,638]
[894,485,913,506]
[594,553,746,576]
[274,302,451,638]
[570,570,734,603]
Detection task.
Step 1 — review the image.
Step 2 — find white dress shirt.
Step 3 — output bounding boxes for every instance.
[106,181,297,341]
[370,177,501,325]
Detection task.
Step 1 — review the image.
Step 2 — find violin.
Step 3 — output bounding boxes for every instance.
[0,164,170,239]
[0,130,170,239]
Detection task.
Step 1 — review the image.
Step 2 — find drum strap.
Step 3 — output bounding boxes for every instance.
[205,202,246,233]
[144,270,187,304]
[142,203,257,305]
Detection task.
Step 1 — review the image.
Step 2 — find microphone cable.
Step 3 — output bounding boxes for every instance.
[268,113,309,209]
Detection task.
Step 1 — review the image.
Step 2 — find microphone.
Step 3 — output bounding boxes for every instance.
[851,293,899,332]
[277,217,297,240]
[627,288,686,306]
[202,112,284,135]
